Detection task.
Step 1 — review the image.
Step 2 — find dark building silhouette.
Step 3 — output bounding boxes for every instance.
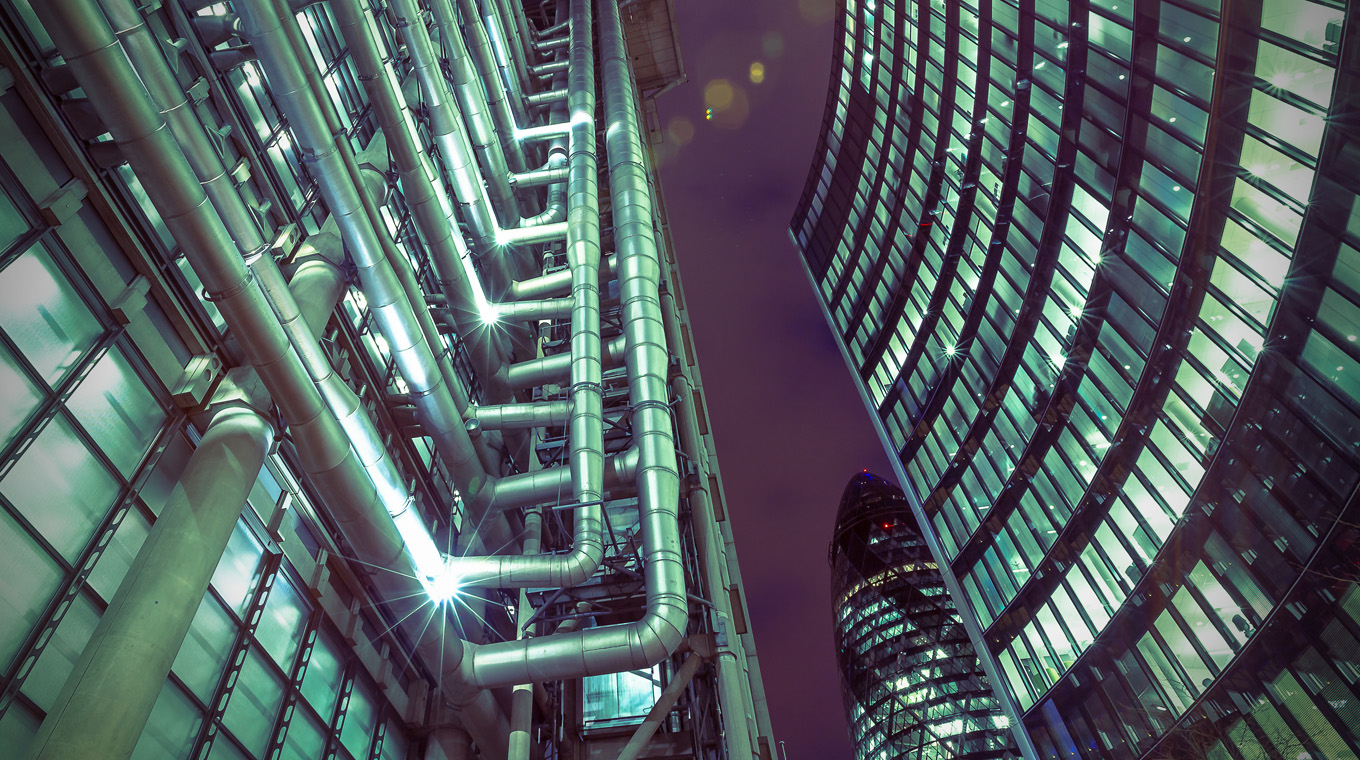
[831,472,1016,760]
[793,0,1360,757]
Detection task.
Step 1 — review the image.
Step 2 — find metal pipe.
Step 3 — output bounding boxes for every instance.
[489,297,574,322]
[505,334,626,389]
[24,401,273,760]
[450,0,687,688]
[386,7,502,270]
[40,3,511,749]
[506,508,541,760]
[332,0,506,390]
[513,164,569,187]
[530,59,568,78]
[508,254,617,300]
[457,0,528,171]
[499,220,568,246]
[420,0,521,227]
[473,400,571,429]
[238,0,492,508]
[533,35,568,52]
[521,56,568,227]
[535,20,568,40]
[615,653,705,760]
[514,121,570,143]
[449,0,609,584]
[524,87,568,108]
[483,0,528,126]
[491,0,533,95]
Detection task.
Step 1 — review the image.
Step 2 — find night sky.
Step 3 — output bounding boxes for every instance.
[650,1,895,758]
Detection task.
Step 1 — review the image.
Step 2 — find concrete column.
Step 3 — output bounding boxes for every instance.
[25,390,273,760]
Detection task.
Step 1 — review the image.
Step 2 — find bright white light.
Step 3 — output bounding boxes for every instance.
[421,566,462,603]
[480,303,501,325]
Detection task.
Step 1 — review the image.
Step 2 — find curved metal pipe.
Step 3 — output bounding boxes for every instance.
[452,0,687,688]
[447,0,606,591]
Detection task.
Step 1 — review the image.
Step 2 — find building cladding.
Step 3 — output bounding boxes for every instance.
[830,471,1016,760]
[792,0,1360,758]
[0,1,776,760]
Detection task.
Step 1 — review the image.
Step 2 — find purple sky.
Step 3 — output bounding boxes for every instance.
[652,1,894,758]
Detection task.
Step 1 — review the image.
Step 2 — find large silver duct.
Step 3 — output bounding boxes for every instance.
[490,0,533,94]
[414,0,519,227]
[382,2,503,271]
[331,0,506,394]
[236,0,497,517]
[456,0,527,171]
[449,0,688,689]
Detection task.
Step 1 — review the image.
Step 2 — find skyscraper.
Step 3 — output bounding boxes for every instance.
[0,1,775,759]
[792,0,1360,758]
[830,471,1015,760]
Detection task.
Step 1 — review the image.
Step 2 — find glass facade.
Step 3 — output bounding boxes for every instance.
[0,0,773,759]
[792,0,1360,757]
[831,472,1016,760]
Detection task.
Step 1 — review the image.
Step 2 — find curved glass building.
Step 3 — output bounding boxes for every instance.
[793,0,1360,757]
[831,471,1016,760]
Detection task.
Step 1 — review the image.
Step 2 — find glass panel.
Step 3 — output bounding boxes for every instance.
[21,593,99,712]
[0,184,25,251]
[172,595,237,701]
[86,508,150,601]
[0,510,63,670]
[256,574,308,669]
[1,415,119,561]
[0,701,40,760]
[0,341,41,451]
[583,665,663,728]
[279,711,327,760]
[222,647,285,757]
[379,719,407,760]
[130,681,203,760]
[66,347,163,477]
[340,680,377,760]
[300,631,343,719]
[210,521,263,617]
[0,242,102,383]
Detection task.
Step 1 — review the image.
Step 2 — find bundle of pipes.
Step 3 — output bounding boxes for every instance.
[24,0,758,759]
